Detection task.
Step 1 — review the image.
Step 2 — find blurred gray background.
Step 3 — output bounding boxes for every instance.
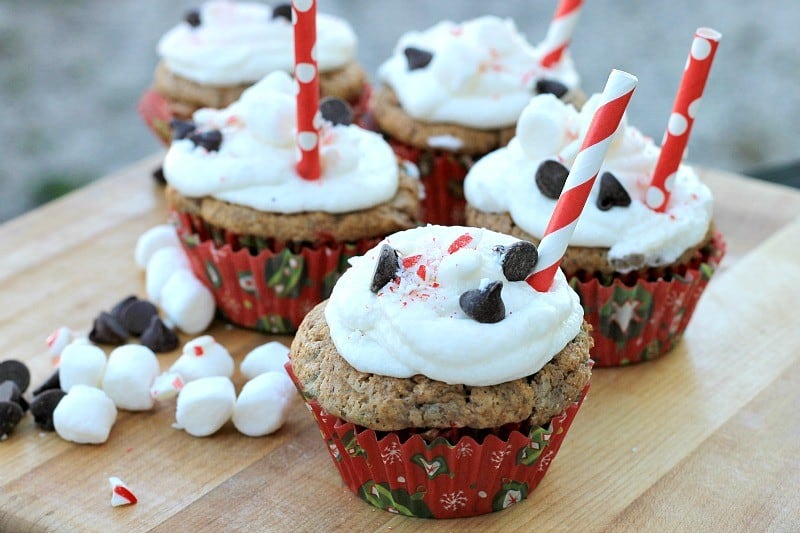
[1,0,798,222]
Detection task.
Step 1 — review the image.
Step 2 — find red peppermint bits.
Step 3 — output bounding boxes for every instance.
[193,346,204,356]
[113,485,138,506]
[447,233,473,254]
[416,265,427,280]
[402,254,422,268]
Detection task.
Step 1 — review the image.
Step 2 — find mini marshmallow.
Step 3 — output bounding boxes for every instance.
[240,342,290,380]
[102,345,160,411]
[46,326,73,363]
[160,270,215,334]
[109,476,138,507]
[135,224,181,269]
[233,371,297,437]
[174,376,235,437]
[146,247,190,303]
[53,385,117,444]
[149,371,185,401]
[59,343,107,392]
[170,335,234,382]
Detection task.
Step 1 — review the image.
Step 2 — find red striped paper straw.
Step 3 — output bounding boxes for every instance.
[540,0,583,68]
[293,0,321,180]
[527,70,637,292]
[647,28,721,212]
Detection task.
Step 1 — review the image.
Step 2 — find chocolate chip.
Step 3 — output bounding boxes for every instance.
[535,160,570,200]
[32,370,60,396]
[152,166,166,185]
[0,380,27,412]
[116,299,159,336]
[0,360,30,394]
[111,295,138,318]
[185,8,201,28]
[596,171,631,211]
[190,129,223,152]
[89,311,129,345]
[272,3,292,20]
[169,119,196,140]
[140,316,179,353]
[403,47,434,70]
[320,97,354,126]
[535,79,569,99]
[370,244,400,293]
[0,401,23,438]
[500,241,539,282]
[30,389,66,431]
[459,281,506,324]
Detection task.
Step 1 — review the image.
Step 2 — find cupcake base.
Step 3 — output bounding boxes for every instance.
[286,361,589,519]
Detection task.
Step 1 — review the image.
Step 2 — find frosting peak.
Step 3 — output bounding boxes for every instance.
[324,226,583,386]
[163,72,399,214]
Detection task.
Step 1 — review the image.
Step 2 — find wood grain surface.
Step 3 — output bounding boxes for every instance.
[1,155,798,531]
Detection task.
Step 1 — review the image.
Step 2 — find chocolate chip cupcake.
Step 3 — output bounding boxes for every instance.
[139,1,369,144]
[369,15,585,226]
[464,93,725,366]
[289,225,592,518]
[163,72,420,333]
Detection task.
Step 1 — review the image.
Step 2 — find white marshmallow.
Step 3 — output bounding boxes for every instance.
[109,477,138,507]
[53,385,117,444]
[160,270,215,334]
[146,247,190,303]
[240,342,290,380]
[149,371,185,401]
[233,371,296,437]
[170,335,233,382]
[102,345,160,411]
[174,376,235,437]
[46,326,73,363]
[59,343,107,392]
[135,224,182,269]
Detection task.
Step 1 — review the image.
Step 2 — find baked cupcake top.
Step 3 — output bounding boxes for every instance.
[464,94,713,271]
[377,16,580,130]
[163,71,399,214]
[324,225,583,387]
[157,1,357,85]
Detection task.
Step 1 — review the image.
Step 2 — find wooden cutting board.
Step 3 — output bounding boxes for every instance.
[1,155,799,531]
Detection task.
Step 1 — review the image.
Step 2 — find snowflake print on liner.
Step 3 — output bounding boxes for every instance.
[490,445,512,469]
[440,490,468,512]
[381,442,403,465]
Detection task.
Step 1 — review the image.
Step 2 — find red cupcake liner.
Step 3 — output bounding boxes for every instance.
[569,232,726,366]
[138,83,373,147]
[286,362,589,519]
[388,141,476,226]
[172,210,379,333]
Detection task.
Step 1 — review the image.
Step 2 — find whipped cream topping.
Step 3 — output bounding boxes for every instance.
[378,15,580,129]
[158,1,357,85]
[464,94,714,270]
[163,71,399,213]
[325,225,583,386]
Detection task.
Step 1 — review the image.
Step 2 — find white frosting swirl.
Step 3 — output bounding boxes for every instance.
[378,16,580,129]
[325,225,583,386]
[157,1,357,85]
[464,94,714,270]
[163,71,399,214]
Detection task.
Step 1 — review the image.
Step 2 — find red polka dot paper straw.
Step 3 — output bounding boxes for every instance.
[647,28,721,212]
[293,0,321,181]
[540,0,583,68]
[527,70,637,292]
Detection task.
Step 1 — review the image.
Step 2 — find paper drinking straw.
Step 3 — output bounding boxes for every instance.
[293,0,321,180]
[527,69,637,292]
[647,28,721,212]
[540,0,583,68]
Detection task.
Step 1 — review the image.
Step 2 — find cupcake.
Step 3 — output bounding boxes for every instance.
[289,225,592,518]
[464,93,725,366]
[139,1,368,144]
[163,71,420,333]
[369,15,585,226]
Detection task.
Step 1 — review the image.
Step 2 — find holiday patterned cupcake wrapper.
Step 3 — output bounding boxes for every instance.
[172,210,379,334]
[569,231,726,367]
[286,362,589,519]
[389,140,476,227]
[138,84,373,147]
